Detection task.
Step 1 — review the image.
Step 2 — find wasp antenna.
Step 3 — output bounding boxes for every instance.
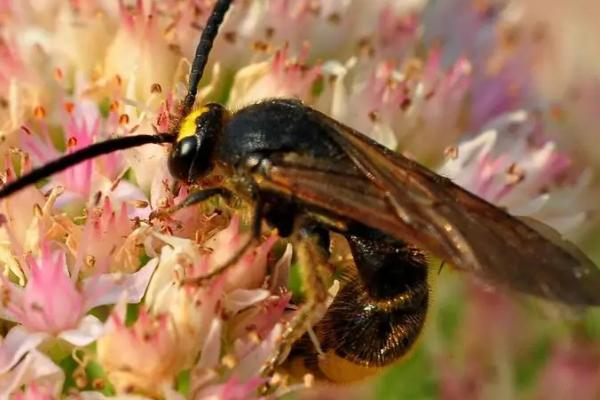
[0,133,174,200]
[182,0,233,115]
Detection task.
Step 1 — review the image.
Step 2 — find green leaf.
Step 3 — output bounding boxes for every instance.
[176,370,191,395]
[86,361,116,395]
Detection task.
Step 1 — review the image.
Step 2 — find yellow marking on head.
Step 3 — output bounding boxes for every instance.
[177,106,209,141]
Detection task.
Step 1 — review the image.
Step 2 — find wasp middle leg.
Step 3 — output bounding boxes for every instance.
[260,224,334,379]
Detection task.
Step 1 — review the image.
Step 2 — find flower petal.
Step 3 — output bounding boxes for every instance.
[0,326,47,374]
[82,258,159,310]
[197,318,222,370]
[223,289,271,315]
[231,324,283,381]
[0,350,63,399]
[58,315,104,347]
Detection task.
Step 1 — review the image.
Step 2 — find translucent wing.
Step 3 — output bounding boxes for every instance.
[257,107,600,306]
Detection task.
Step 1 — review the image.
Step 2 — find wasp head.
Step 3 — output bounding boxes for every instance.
[168,103,228,183]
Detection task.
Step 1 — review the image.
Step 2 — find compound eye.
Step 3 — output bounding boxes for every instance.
[168,136,198,182]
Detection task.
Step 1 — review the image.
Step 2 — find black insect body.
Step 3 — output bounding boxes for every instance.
[166,98,434,378]
[165,94,600,378]
[172,97,600,305]
[2,0,600,386]
[295,226,430,383]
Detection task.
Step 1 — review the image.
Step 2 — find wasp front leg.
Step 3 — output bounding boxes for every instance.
[180,174,265,285]
[150,187,234,221]
[260,225,333,380]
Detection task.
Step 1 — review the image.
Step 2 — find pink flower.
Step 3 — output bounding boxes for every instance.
[0,39,43,136]
[0,242,158,392]
[1,242,156,334]
[196,215,278,291]
[97,304,184,397]
[373,5,420,60]
[14,245,85,333]
[20,100,144,209]
[423,0,529,125]
[434,280,524,400]
[0,151,47,280]
[0,350,63,399]
[228,45,322,108]
[149,184,226,240]
[11,383,56,400]
[438,110,590,234]
[69,196,145,275]
[129,217,291,396]
[319,49,471,157]
[535,340,600,400]
[192,377,263,400]
[105,0,179,104]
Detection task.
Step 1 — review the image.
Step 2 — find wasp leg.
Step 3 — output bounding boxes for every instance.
[180,196,264,285]
[298,223,333,290]
[260,228,332,380]
[150,187,233,220]
[177,187,233,208]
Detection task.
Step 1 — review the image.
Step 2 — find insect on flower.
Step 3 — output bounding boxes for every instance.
[1,0,600,387]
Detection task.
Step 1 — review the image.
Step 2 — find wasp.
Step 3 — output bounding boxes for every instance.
[1,0,600,384]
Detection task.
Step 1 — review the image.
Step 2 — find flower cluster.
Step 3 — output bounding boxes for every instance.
[0,0,599,399]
